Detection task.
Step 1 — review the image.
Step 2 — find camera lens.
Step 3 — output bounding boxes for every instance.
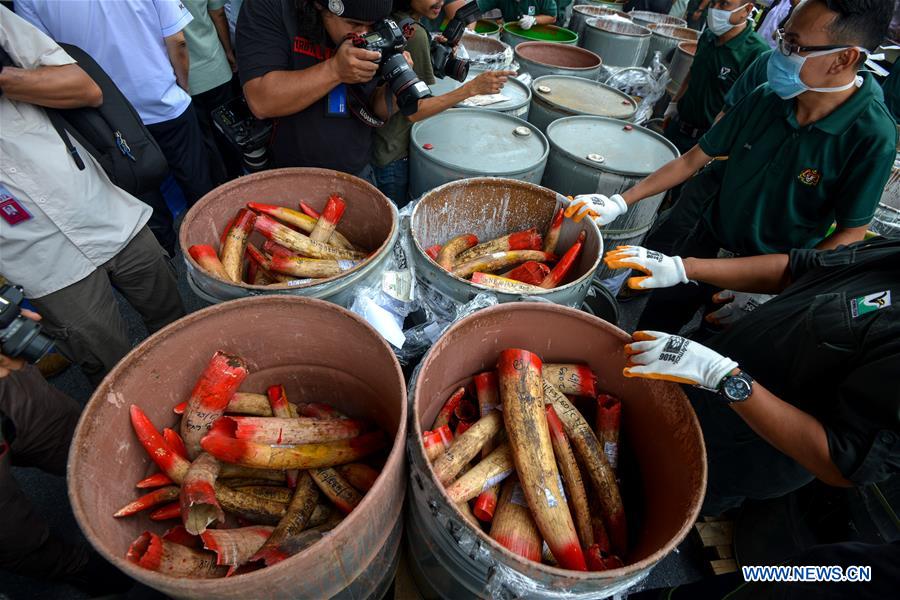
[1,316,54,364]
[242,147,269,173]
[446,56,470,83]
[381,53,432,116]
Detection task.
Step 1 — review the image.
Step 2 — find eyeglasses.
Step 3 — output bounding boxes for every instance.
[774,29,850,57]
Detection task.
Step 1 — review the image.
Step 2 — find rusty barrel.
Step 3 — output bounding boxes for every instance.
[407,302,706,598]
[515,41,603,81]
[410,178,602,308]
[179,167,398,307]
[68,296,407,599]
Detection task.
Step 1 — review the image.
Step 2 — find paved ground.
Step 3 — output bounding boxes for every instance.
[1,253,709,599]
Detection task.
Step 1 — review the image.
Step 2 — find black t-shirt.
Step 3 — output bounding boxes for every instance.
[705,238,900,485]
[236,0,377,174]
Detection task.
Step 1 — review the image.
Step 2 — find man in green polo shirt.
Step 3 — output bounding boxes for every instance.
[567,0,896,334]
[446,0,558,28]
[664,0,769,153]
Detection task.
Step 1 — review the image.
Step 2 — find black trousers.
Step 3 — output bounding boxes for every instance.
[192,77,243,183]
[142,102,217,253]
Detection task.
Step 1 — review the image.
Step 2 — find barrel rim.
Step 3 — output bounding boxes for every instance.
[572,4,632,19]
[514,41,603,72]
[647,23,700,42]
[676,40,698,54]
[459,75,532,111]
[531,74,637,118]
[409,177,603,297]
[628,10,688,27]
[177,166,399,292]
[410,109,549,177]
[410,301,707,582]
[501,22,580,43]
[67,295,408,592]
[585,16,652,37]
[546,115,680,176]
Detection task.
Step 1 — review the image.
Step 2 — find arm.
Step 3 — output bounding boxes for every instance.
[815,225,867,250]
[164,31,190,92]
[407,70,514,123]
[682,254,792,294]
[621,145,711,206]
[209,7,236,71]
[535,14,556,25]
[0,63,102,108]
[731,375,852,487]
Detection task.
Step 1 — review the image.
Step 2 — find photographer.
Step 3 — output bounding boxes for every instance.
[373,0,515,206]
[237,0,408,180]
[0,310,132,594]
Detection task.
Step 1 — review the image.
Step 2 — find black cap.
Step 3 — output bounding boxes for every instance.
[324,0,393,22]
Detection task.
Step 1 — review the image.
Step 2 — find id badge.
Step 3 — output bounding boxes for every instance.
[0,185,32,226]
[326,84,349,117]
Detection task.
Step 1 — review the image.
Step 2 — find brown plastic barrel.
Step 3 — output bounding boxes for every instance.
[179,167,398,307]
[408,303,706,597]
[68,296,407,599]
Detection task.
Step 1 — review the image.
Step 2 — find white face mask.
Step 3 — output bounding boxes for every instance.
[706,3,748,36]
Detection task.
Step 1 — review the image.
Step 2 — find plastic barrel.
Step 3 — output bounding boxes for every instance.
[501,23,579,49]
[629,10,687,28]
[570,4,632,41]
[515,41,603,81]
[407,302,706,598]
[528,75,637,133]
[179,167,398,307]
[582,17,652,68]
[409,109,549,199]
[68,296,407,599]
[644,24,699,67]
[409,177,602,308]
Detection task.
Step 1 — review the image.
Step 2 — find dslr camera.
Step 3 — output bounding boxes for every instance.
[0,284,54,364]
[431,1,481,82]
[212,96,274,173]
[350,18,432,116]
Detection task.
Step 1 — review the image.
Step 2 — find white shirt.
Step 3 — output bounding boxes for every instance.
[757,1,793,50]
[15,0,194,125]
[0,7,151,299]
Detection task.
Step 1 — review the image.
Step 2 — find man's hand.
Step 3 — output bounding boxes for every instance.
[624,331,738,389]
[0,309,40,378]
[663,101,678,129]
[705,290,774,328]
[464,70,515,96]
[519,15,537,30]
[603,245,689,289]
[564,193,627,226]
[329,41,380,84]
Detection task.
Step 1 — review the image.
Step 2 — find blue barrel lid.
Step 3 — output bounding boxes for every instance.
[411,109,549,175]
[546,115,678,176]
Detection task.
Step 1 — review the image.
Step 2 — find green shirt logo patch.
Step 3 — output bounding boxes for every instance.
[850,290,892,318]
[798,168,821,186]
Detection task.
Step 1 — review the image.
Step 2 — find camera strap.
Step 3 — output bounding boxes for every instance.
[347,84,386,128]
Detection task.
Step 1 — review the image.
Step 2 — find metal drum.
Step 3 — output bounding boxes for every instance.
[590,0,628,10]
[409,109,549,199]
[430,75,532,118]
[629,10,687,28]
[644,24,699,67]
[871,155,900,239]
[515,41,603,80]
[410,178,602,307]
[668,41,697,90]
[570,4,631,41]
[583,17,652,68]
[179,168,398,307]
[500,23,579,49]
[541,116,679,284]
[528,74,637,133]
[460,30,514,73]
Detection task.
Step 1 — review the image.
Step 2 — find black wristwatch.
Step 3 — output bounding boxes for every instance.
[717,371,754,403]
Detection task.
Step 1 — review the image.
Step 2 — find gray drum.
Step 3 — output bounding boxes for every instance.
[570,4,631,41]
[541,116,679,283]
[430,75,532,118]
[668,41,697,90]
[410,178,602,307]
[460,30,514,73]
[515,41,603,80]
[629,10,687,28]
[528,75,637,133]
[583,16,652,68]
[644,24,699,66]
[409,109,549,199]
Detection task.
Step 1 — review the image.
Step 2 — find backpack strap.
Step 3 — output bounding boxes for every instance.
[46,108,86,171]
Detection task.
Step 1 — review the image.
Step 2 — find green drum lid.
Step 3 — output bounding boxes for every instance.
[503,23,579,43]
[532,75,636,119]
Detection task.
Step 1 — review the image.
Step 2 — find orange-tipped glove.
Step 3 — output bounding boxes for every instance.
[705,290,774,328]
[623,331,737,389]
[603,246,689,289]
[564,193,627,226]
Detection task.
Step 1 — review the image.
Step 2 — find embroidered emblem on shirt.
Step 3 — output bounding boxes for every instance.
[798,168,821,186]
[718,67,732,80]
[850,290,892,318]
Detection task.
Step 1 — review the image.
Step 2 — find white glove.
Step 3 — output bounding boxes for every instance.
[664,102,678,119]
[564,193,628,226]
[602,245,689,290]
[518,15,537,30]
[624,331,738,390]
[705,290,774,328]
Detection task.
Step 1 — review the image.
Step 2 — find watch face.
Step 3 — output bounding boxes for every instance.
[724,376,752,401]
